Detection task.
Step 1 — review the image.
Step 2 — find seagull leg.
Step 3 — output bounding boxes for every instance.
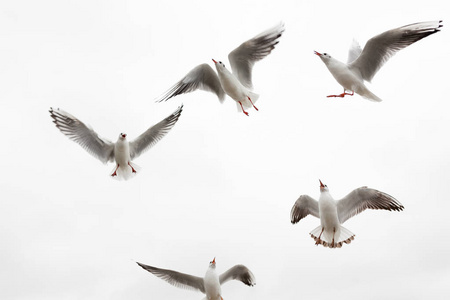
[247,96,258,111]
[331,227,336,247]
[239,101,249,116]
[128,162,137,173]
[315,227,325,245]
[327,90,355,98]
[111,164,119,177]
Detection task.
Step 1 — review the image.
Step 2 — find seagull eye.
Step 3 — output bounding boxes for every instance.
[323,53,327,56]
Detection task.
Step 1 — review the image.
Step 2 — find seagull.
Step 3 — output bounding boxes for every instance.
[290,180,404,248]
[314,20,443,101]
[49,105,183,180]
[156,23,285,116]
[136,257,255,300]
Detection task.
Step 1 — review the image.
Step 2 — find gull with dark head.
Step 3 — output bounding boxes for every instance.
[315,20,443,101]
[136,257,255,300]
[49,105,183,180]
[156,23,285,116]
[290,180,404,248]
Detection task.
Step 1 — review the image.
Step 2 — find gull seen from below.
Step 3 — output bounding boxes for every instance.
[136,257,255,300]
[290,180,404,248]
[49,105,183,180]
[156,23,285,116]
[314,20,443,101]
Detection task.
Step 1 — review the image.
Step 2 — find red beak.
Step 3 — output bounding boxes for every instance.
[212,59,217,63]
[314,51,322,56]
[319,179,324,188]
[212,257,216,264]
[122,134,126,138]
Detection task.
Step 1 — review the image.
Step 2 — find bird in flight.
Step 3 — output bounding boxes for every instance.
[290,180,404,248]
[49,105,183,180]
[136,257,255,300]
[315,20,443,101]
[156,23,285,116]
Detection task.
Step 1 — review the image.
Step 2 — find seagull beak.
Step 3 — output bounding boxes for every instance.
[314,51,322,56]
[212,257,216,264]
[319,179,324,188]
[122,134,126,138]
[212,59,217,64]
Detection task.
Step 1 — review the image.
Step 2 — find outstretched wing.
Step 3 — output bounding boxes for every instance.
[337,187,404,224]
[228,22,285,89]
[129,105,183,160]
[155,64,225,103]
[350,20,442,82]
[136,262,205,293]
[290,195,319,224]
[347,39,362,64]
[219,265,256,286]
[49,108,114,164]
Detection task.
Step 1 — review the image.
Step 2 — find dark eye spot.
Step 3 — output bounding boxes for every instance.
[324,53,327,55]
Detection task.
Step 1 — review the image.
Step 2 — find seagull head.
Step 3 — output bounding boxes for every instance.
[314,51,332,62]
[209,257,216,268]
[212,59,226,71]
[319,179,329,192]
[119,133,127,140]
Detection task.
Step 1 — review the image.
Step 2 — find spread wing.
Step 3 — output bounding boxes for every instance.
[347,39,362,64]
[290,195,319,224]
[136,262,205,293]
[349,20,442,82]
[337,187,404,224]
[49,107,114,164]
[228,22,285,89]
[129,105,183,160]
[219,265,256,286]
[155,64,225,103]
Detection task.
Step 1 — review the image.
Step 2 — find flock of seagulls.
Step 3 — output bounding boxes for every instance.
[49,20,442,298]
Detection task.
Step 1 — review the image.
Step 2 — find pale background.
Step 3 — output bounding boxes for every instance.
[1,0,449,299]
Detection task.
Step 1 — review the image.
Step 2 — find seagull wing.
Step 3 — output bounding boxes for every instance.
[129,105,183,160]
[49,108,114,164]
[349,20,443,82]
[337,187,404,224]
[219,265,256,286]
[136,262,205,293]
[290,195,319,224]
[155,64,225,103]
[347,39,363,64]
[228,22,285,89]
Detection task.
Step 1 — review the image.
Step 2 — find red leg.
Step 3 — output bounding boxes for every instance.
[111,164,119,177]
[315,227,324,245]
[128,162,137,173]
[239,101,249,116]
[247,96,258,111]
[327,90,354,98]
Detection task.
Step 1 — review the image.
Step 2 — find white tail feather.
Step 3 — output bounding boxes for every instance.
[310,225,355,248]
[236,91,260,112]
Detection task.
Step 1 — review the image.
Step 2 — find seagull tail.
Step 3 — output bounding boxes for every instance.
[358,87,382,102]
[310,225,355,248]
[110,162,141,181]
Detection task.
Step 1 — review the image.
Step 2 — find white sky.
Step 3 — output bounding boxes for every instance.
[1,0,449,299]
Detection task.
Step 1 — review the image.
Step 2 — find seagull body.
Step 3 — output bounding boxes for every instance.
[290,180,404,248]
[315,20,443,101]
[136,258,255,300]
[49,105,183,180]
[156,23,285,116]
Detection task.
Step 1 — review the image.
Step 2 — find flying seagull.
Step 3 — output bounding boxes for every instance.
[290,180,404,248]
[156,23,285,116]
[136,257,255,300]
[315,20,443,101]
[49,105,183,180]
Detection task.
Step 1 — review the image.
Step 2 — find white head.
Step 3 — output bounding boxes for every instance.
[119,133,127,140]
[209,257,216,269]
[212,59,227,73]
[319,179,329,192]
[314,51,333,64]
